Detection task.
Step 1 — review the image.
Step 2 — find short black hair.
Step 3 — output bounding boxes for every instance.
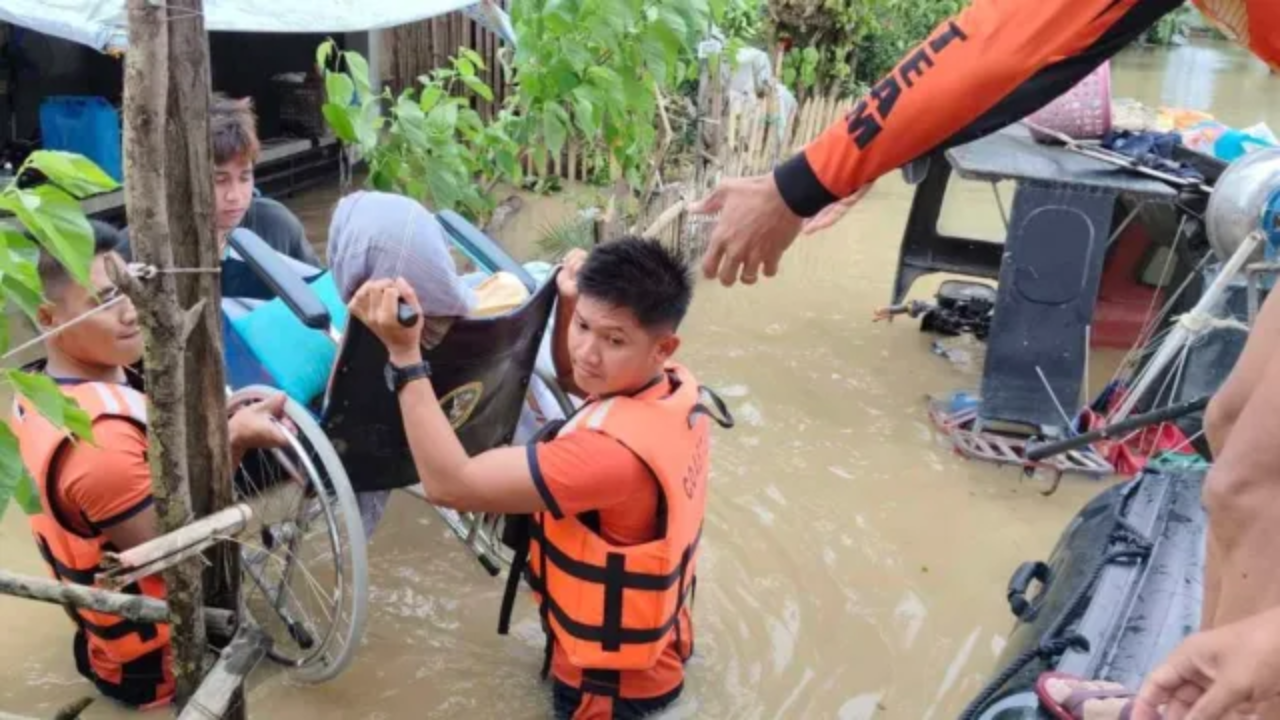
[576,236,693,331]
[37,219,124,297]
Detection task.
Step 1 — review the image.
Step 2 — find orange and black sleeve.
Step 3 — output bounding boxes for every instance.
[774,0,1187,218]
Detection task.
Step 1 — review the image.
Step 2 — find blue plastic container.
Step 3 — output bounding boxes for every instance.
[39,96,123,182]
[1213,128,1276,163]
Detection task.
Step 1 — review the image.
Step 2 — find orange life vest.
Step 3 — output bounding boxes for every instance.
[1193,0,1280,65]
[498,363,733,693]
[11,380,173,708]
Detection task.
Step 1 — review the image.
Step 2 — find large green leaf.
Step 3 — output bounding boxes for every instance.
[395,95,429,147]
[559,39,594,72]
[316,39,336,72]
[542,107,569,157]
[639,35,669,82]
[426,102,460,138]
[7,370,94,442]
[322,102,358,143]
[419,86,446,113]
[460,74,495,102]
[460,47,487,72]
[357,97,384,149]
[325,71,356,107]
[571,87,599,136]
[1,274,43,321]
[26,151,119,199]
[0,227,43,303]
[342,50,373,100]
[7,185,94,287]
[0,422,40,520]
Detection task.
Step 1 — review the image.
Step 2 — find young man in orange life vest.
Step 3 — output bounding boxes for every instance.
[12,220,290,708]
[349,238,730,720]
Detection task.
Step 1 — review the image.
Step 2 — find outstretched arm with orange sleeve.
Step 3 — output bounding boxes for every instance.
[694,0,1183,287]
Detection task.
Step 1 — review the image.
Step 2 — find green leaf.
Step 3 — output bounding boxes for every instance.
[26,151,119,198]
[0,422,39,520]
[322,102,358,143]
[1,274,42,320]
[427,102,459,137]
[460,74,495,102]
[560,39,594,71]
[7,370,94,442]
[316,39,336,71]
[0,228,42,283]
[639,36,669,82]
[542,107,568,157]
[325,71,356,107]
[8,185,93,288]
[456,57,477,78]
[496,148,520,180]
[460,47,487,71]
[419,86,445,113]
[396,94,429,147]
[0,294,8,355]
[342,51,373,100]
[571,88,598,136]
[458,108,485,135]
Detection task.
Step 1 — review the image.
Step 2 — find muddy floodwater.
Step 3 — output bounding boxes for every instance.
[2,41,1275,719]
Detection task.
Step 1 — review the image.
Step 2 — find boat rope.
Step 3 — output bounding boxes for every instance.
[2,263,220,363]
[1172,309,1250,336]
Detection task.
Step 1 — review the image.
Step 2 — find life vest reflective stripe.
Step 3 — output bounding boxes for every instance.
[498,363,733,684]
[10,380,171,700]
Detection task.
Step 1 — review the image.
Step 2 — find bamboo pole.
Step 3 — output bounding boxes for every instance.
[0,569,236,632]
[643,200,687,239]
[100,504,252,578]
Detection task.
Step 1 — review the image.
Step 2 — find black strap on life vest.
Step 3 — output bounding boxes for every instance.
[537,513,554,680]
[497,515,530,636]
[35,535,159,642]
[497,418,567,638]
[689,386,735,430]
[579,669,622,698]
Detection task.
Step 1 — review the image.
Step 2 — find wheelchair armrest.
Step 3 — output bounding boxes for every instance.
[437,210,538,292]
[226,228,331,330]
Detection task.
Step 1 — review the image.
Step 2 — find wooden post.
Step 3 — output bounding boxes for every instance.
[122,0,208,708]
[164,0,244,715]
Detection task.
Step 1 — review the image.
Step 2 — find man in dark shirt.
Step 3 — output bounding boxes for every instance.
[119,95,318,267]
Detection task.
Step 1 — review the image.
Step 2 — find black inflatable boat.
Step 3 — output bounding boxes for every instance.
[961,468,1206,719]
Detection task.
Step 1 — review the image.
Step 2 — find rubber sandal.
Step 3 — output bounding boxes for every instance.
[1035,671,1141,720]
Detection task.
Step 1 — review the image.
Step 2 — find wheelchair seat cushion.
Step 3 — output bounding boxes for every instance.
[227,271,349,405]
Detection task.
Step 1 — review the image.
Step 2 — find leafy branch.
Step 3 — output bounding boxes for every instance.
[0,152,117,519]
[318,39,519,222]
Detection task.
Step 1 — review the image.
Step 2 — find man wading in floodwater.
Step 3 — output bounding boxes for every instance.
[694,1,1280,717]
[348,239,731,720]
[11,222,291,708]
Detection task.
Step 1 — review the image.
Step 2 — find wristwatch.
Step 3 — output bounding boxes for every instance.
[385,359,432,394]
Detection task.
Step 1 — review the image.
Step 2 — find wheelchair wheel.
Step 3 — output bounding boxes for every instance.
[228,386,369,684]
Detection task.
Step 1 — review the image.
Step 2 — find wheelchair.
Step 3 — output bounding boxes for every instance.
[219,211,576,683]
